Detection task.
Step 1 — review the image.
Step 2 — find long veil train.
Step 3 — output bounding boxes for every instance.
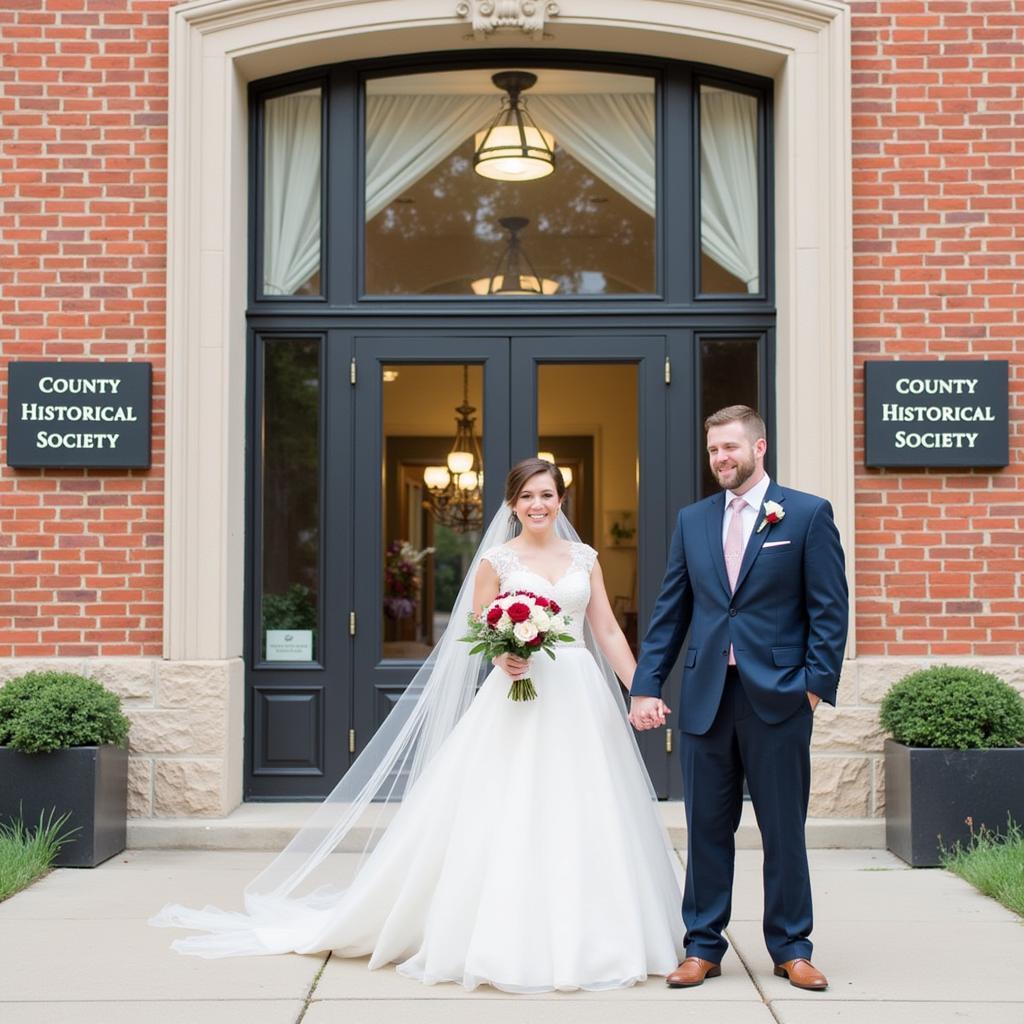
[150,507,668,959]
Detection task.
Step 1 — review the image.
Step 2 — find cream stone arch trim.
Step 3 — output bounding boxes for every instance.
[165,0,853,660]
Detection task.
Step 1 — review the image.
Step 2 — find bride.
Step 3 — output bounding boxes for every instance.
[152,458,684,992]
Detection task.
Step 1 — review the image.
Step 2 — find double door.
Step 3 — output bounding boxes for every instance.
[246,330,721,800]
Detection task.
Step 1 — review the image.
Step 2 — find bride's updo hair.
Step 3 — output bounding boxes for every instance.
[504,457,566,506]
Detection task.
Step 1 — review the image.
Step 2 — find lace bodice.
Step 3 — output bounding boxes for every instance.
[481,542,597,644]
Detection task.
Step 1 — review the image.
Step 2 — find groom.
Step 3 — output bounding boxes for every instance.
[630,405,848,992]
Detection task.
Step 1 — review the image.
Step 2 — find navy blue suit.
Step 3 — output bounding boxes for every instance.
[632,480,848,965]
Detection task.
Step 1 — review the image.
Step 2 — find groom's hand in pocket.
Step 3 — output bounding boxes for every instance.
[629,695,671,731]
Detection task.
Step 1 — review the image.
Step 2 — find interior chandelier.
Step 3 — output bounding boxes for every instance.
[422,366,485,533]
[537,451,573,489]
[474,71,555,182]
[471,217,559,296]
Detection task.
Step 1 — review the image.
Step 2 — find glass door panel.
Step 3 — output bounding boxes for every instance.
[247,332,352,800]
[537,363,639,654]
[259,337,322,664]
[352,337,510,758]
[510,336,676,796]
[381,362,485,660]
[698,335,764,497]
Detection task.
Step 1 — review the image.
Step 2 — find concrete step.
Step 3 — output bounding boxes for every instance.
[128,802,884,852]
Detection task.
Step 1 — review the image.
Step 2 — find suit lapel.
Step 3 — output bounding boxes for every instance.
[732,480,785,596]
[704,492,731,597]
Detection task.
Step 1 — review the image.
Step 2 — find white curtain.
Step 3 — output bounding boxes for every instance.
[529,94,655,216]
[263,89,322,296]
[365,94,494,220]
[699,87,760,293]
[339,86,757,294]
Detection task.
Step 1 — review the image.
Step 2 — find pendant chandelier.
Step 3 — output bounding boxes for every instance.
[471,217,559,296]
[537,450,573,489]
[422,366,485,533]
[474,71,555,182]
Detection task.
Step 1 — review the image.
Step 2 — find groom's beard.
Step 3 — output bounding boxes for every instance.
[713,451,757,491]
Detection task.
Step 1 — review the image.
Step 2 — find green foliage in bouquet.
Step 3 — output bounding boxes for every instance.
[460,594,576,702]
[0,672,130,754]
[880,665,1024,750]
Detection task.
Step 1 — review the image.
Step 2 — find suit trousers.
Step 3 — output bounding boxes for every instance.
[679,667,814,965]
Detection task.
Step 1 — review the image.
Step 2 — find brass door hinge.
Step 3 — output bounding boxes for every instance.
[664,356,671,385]
[665,729,673,754]
[349,729,356,754]
[349,611,356,636]
[350,357,356,385]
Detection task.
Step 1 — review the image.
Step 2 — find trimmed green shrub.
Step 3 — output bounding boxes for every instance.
[0,672,130,754]
[880,665,1024,750]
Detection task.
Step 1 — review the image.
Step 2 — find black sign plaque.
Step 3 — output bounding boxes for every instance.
[864,360,1009,468]
[6,361,152,469]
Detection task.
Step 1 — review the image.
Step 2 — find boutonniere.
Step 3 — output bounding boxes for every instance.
[756,500,785,534]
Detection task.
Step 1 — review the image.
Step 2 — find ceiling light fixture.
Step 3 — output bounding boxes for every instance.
[422,366,484,533]
[471,217,559,296]
[474,71,555,182]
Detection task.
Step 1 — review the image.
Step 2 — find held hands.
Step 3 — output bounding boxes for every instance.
[628,695,672,731]
[493,653,530,681]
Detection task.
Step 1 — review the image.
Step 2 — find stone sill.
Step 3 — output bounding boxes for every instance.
[128,801,885,853]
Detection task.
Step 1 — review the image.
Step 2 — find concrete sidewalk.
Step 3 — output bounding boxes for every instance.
[1,848,1022,1024]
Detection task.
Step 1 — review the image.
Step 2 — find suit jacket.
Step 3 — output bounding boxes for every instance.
[631,481,849,734]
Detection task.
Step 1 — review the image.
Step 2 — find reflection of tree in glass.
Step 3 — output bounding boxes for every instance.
[262,341,320,624]
[366,138,654,295]
[262,581,317,631]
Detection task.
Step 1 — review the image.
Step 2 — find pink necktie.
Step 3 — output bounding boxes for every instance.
[724,496,746,665]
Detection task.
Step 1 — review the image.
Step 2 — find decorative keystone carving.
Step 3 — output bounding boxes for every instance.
[455,0,559,39]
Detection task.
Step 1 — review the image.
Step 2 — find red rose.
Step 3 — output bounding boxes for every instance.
[534,596,550,608]
[766,512,780,524]
[507,602,531,623]
[549,600,561,615]
[486,606,503,626]
[528,634,543,647]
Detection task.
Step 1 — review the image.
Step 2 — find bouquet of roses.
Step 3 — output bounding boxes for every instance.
[461,590,575,701]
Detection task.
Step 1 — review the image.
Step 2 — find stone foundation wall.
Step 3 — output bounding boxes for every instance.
[809,657,1024,818]
[0,658,243,818]
[2,655,1021,820]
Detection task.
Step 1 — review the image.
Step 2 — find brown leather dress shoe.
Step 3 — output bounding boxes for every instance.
[666,957,722,988]
[774,958,828,991]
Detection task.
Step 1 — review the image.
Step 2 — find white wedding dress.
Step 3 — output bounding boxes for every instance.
[155,541,685,993]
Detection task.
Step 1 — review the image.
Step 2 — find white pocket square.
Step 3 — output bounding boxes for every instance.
[763,540,791,548]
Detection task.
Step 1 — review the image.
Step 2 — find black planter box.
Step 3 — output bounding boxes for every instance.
[0,744,128,868]
[884,738,1024,867]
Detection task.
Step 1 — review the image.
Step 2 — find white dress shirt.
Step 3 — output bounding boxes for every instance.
[721,474,772,554]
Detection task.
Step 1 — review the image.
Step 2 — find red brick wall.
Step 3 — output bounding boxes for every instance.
[0,1,172,657]
[1,2,1021,660]
[850,0,1024,657]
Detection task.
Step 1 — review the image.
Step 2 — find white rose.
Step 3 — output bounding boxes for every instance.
[549,613,566,633]
[530,608,551,631]
[513,620,538,644]
[497,613,512,631]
